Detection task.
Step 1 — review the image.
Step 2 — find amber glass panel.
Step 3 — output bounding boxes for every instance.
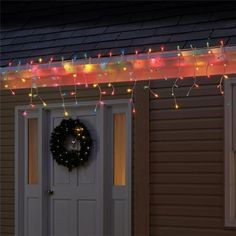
[113,113,126,186]
[28,118,38,184]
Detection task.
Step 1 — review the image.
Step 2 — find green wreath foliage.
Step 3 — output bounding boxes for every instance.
[50,118,92,171]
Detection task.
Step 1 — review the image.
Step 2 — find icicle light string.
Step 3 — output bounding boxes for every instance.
[106,51,119,96]
[79,55,88,88]
[33,61,48,107]
[70,57,78,105]
[61,57,75,116]
[72,72,78,105]
[128,51,138,114]
[217,60,228,96]
[2,42,233,73]
[186,45,200,97]
[12,42,234,116]
[4,83,15,95]
[97,53,115,96]
[94,84,105,113]
[177,46,183,80]
[206,42,213,78]
[52,60,68,116]
[217,64,227,95]
[144,49,159,98]
[127,49,138,82]
[59,85,69,117]
[9,88,15,95]
[144,80,159,98]
[129,80,137,114]
[170,46,183,109]
[34,87,47,107]
[107,82,115,96]
[171,78,179,109]
[144,52,159,98]
[103,67,116,96]
[23,64,32,117]
[156,46,168,81]
[29,86,35,108]
[156,63,168,81]
[216,41,229,95]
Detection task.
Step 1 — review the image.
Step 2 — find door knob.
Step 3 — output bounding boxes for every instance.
[47,189,54,195]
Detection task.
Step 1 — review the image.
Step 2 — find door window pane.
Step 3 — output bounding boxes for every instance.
[28,118,38,184]
[113,113,126,186]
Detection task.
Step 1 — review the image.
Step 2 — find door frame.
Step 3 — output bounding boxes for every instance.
[15,99,132,236]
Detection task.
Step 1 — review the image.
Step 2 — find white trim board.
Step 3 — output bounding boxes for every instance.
[224,77,236,227]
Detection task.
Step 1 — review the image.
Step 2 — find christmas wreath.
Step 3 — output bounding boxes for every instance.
[50,118,92,171]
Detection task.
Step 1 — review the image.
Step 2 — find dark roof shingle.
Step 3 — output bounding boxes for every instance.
[1,1,236,67]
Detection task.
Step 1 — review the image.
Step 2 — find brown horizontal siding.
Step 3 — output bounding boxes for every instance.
[0,83,133,235]
[150,227,236,236]
[149,77,235,235]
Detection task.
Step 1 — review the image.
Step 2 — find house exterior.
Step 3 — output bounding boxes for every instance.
[1,2,236,236]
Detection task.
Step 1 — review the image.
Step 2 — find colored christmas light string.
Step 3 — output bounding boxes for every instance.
[107,82,115,96]
[206,42,213,78]
[22,110,28,116]
[93,84,106,112]
[94,51,117,110]
[69,58,78,105]
[171,78,179,109]
[30,63,48,108]
[81,72,88,88]
[22,84,33,116]
[3,72,16,95]
[72,74,78,105]
[127,53,137,114]
[186,45,200,97]
[170,46,183,109]
[102,64,116,96]
[34,87,47,107]
[145,49,157,95]
[9,88,15,95]
[129,80,137,114]
[103,51,120,96]
[217,41,228,95]
[156,46,168,80]
[60,58,72,116]
[156,65,168,81]
[144,80,159,98]
[4,84,16,95]
[144,57,159,98]
[58,85,69,117]
[0,42,233,72]
[4,42,234,115]
[177,46,183,80]
[186,76,199,97]
[29,86,35,108]
[217,63,228,95]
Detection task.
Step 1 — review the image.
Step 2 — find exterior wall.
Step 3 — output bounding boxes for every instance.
[1,77,236,235]
[149,76,236,235]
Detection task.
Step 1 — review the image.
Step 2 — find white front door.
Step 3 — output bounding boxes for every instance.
[49,106,103,236]
[15,101,131,236]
